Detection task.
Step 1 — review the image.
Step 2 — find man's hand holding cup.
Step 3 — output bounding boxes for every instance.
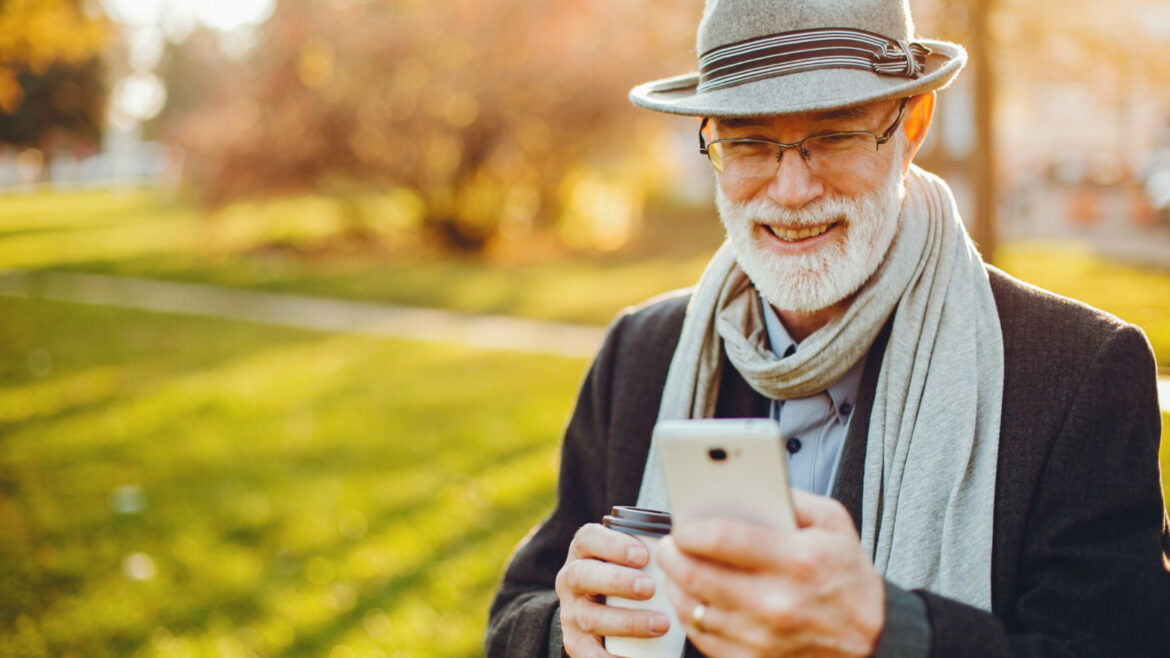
[555,507,681,658]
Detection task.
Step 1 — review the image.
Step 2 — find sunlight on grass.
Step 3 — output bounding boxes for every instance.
[0,189,717,326]
[2,190,1167,656]
[1162,412,1169,508]
[0,190,204,271]
[0,365,134,426]
[0,189,163,231]
[0,297,587,657]
[999,242,1170,368]
[5,191,1166,359]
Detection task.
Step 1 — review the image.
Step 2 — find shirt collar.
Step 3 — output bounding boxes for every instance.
[761,298,865,422]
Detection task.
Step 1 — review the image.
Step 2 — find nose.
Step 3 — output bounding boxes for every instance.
[766,146,824,209]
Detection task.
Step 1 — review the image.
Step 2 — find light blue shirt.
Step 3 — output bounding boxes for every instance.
[761,299,866,496]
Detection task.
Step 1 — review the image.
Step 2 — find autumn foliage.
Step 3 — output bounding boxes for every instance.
[166,0,701,250]
[0,0,107,152]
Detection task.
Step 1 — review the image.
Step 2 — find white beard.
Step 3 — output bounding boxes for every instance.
[714,154,906,313]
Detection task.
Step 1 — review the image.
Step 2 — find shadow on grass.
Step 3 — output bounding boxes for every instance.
[283,479,555,657]
[1,295,582,656]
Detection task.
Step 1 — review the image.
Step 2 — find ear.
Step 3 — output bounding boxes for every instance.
[900,92,935,171]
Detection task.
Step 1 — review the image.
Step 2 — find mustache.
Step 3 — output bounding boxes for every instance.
[720,195,860,228]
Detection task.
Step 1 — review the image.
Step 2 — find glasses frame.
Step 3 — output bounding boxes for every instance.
[698,97,909,176]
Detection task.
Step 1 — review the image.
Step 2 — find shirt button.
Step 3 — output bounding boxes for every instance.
[839,402,853,416]
[786,437,802,454]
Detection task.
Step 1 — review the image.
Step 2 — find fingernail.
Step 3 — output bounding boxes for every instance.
[650,614,670,634]
[634,577,654,598]
[626,545,647,564]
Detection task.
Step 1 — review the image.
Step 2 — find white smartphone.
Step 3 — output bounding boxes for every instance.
[654,418,796,531]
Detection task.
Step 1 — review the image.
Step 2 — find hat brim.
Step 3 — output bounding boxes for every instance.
[629,39,966,117]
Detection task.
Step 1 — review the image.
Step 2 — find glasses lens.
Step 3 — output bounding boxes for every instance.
[707,142,725,173]
[711,141,776,178]
[804,133,878,175]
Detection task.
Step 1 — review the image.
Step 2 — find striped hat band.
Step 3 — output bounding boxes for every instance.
[697,27,931,93]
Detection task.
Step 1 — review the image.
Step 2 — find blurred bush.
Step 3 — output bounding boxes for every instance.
[160,0,702,252]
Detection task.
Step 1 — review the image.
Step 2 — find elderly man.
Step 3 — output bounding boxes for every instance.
[486,0,1170,656]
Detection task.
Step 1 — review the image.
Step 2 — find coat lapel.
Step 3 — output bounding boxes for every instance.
[831,317,892,533]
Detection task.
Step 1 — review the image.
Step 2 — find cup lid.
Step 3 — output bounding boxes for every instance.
[603,506,672,538]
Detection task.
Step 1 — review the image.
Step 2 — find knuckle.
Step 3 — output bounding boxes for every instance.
[619,611,639,636]
[574,605,597,634]
[563,561,584,591]
[570,525,592,556]
[559,560,586,595]
[708,522,735,551]
[826,496,848,516]
[673,560,700,592]
[744,625,775,651]
[564,634,586,657]
[785,544,815,572]
[606,568,628,595]
[555,564,570,593]
[760,590,794,623]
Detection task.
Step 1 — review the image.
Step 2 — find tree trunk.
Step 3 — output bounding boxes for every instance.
[971,0,997,263]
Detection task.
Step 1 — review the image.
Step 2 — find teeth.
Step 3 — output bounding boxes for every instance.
[767,223,833,242]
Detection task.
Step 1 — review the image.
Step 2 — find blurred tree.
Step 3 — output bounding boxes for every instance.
[0,59,105,149]
[0,0,108,154]
[165,0,700,251]
[913,0,1170,262]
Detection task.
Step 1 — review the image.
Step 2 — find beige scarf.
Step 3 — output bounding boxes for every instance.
[636,165,1002,610]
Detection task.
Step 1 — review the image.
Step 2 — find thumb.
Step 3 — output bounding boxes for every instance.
[790,489,854,533]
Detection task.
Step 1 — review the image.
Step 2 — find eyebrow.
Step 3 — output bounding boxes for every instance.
[815,106,870,121]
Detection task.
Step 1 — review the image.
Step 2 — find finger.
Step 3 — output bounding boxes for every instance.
[565,598,671,639]
[669,518,789,570]
[689,628,757,658]
[790,489,855,533]
[561,629,610,658]
[564,558,657,600]
[662,578,728,637]
[657,536,756,610]
[662,579,759,657]
[570,523,650,567]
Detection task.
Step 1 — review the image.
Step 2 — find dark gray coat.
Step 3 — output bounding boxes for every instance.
[486,267,1170,657]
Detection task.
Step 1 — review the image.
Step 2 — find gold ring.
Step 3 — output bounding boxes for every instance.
[691,603,707,632]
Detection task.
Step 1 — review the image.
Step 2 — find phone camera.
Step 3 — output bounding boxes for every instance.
[707,448,728,462]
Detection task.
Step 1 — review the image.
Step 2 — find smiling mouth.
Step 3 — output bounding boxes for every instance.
[763,222,838,242]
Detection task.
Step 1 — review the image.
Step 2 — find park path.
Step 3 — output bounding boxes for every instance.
[1,269,1168,412]
[0,269,605,359]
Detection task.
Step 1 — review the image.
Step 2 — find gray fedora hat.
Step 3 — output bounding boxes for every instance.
[630,0,966,117]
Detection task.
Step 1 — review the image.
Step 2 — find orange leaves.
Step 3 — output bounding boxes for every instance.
[0,67,22,113]
[0,0,107,114]
[0,0,107,71]
[297,38,335,89]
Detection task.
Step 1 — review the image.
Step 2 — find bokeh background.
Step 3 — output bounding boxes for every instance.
[1,1,1168,656]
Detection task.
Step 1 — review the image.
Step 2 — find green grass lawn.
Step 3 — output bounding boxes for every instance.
[0,188,720,328]
[1,189,1167,366]
[1164,413,1169,506]
[0,189,1167,656]
[0,296,587,657]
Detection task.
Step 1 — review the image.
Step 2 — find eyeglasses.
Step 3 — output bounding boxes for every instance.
[698,98,908,179]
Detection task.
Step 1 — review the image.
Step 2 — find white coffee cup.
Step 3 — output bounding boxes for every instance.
[602,507,685,658]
